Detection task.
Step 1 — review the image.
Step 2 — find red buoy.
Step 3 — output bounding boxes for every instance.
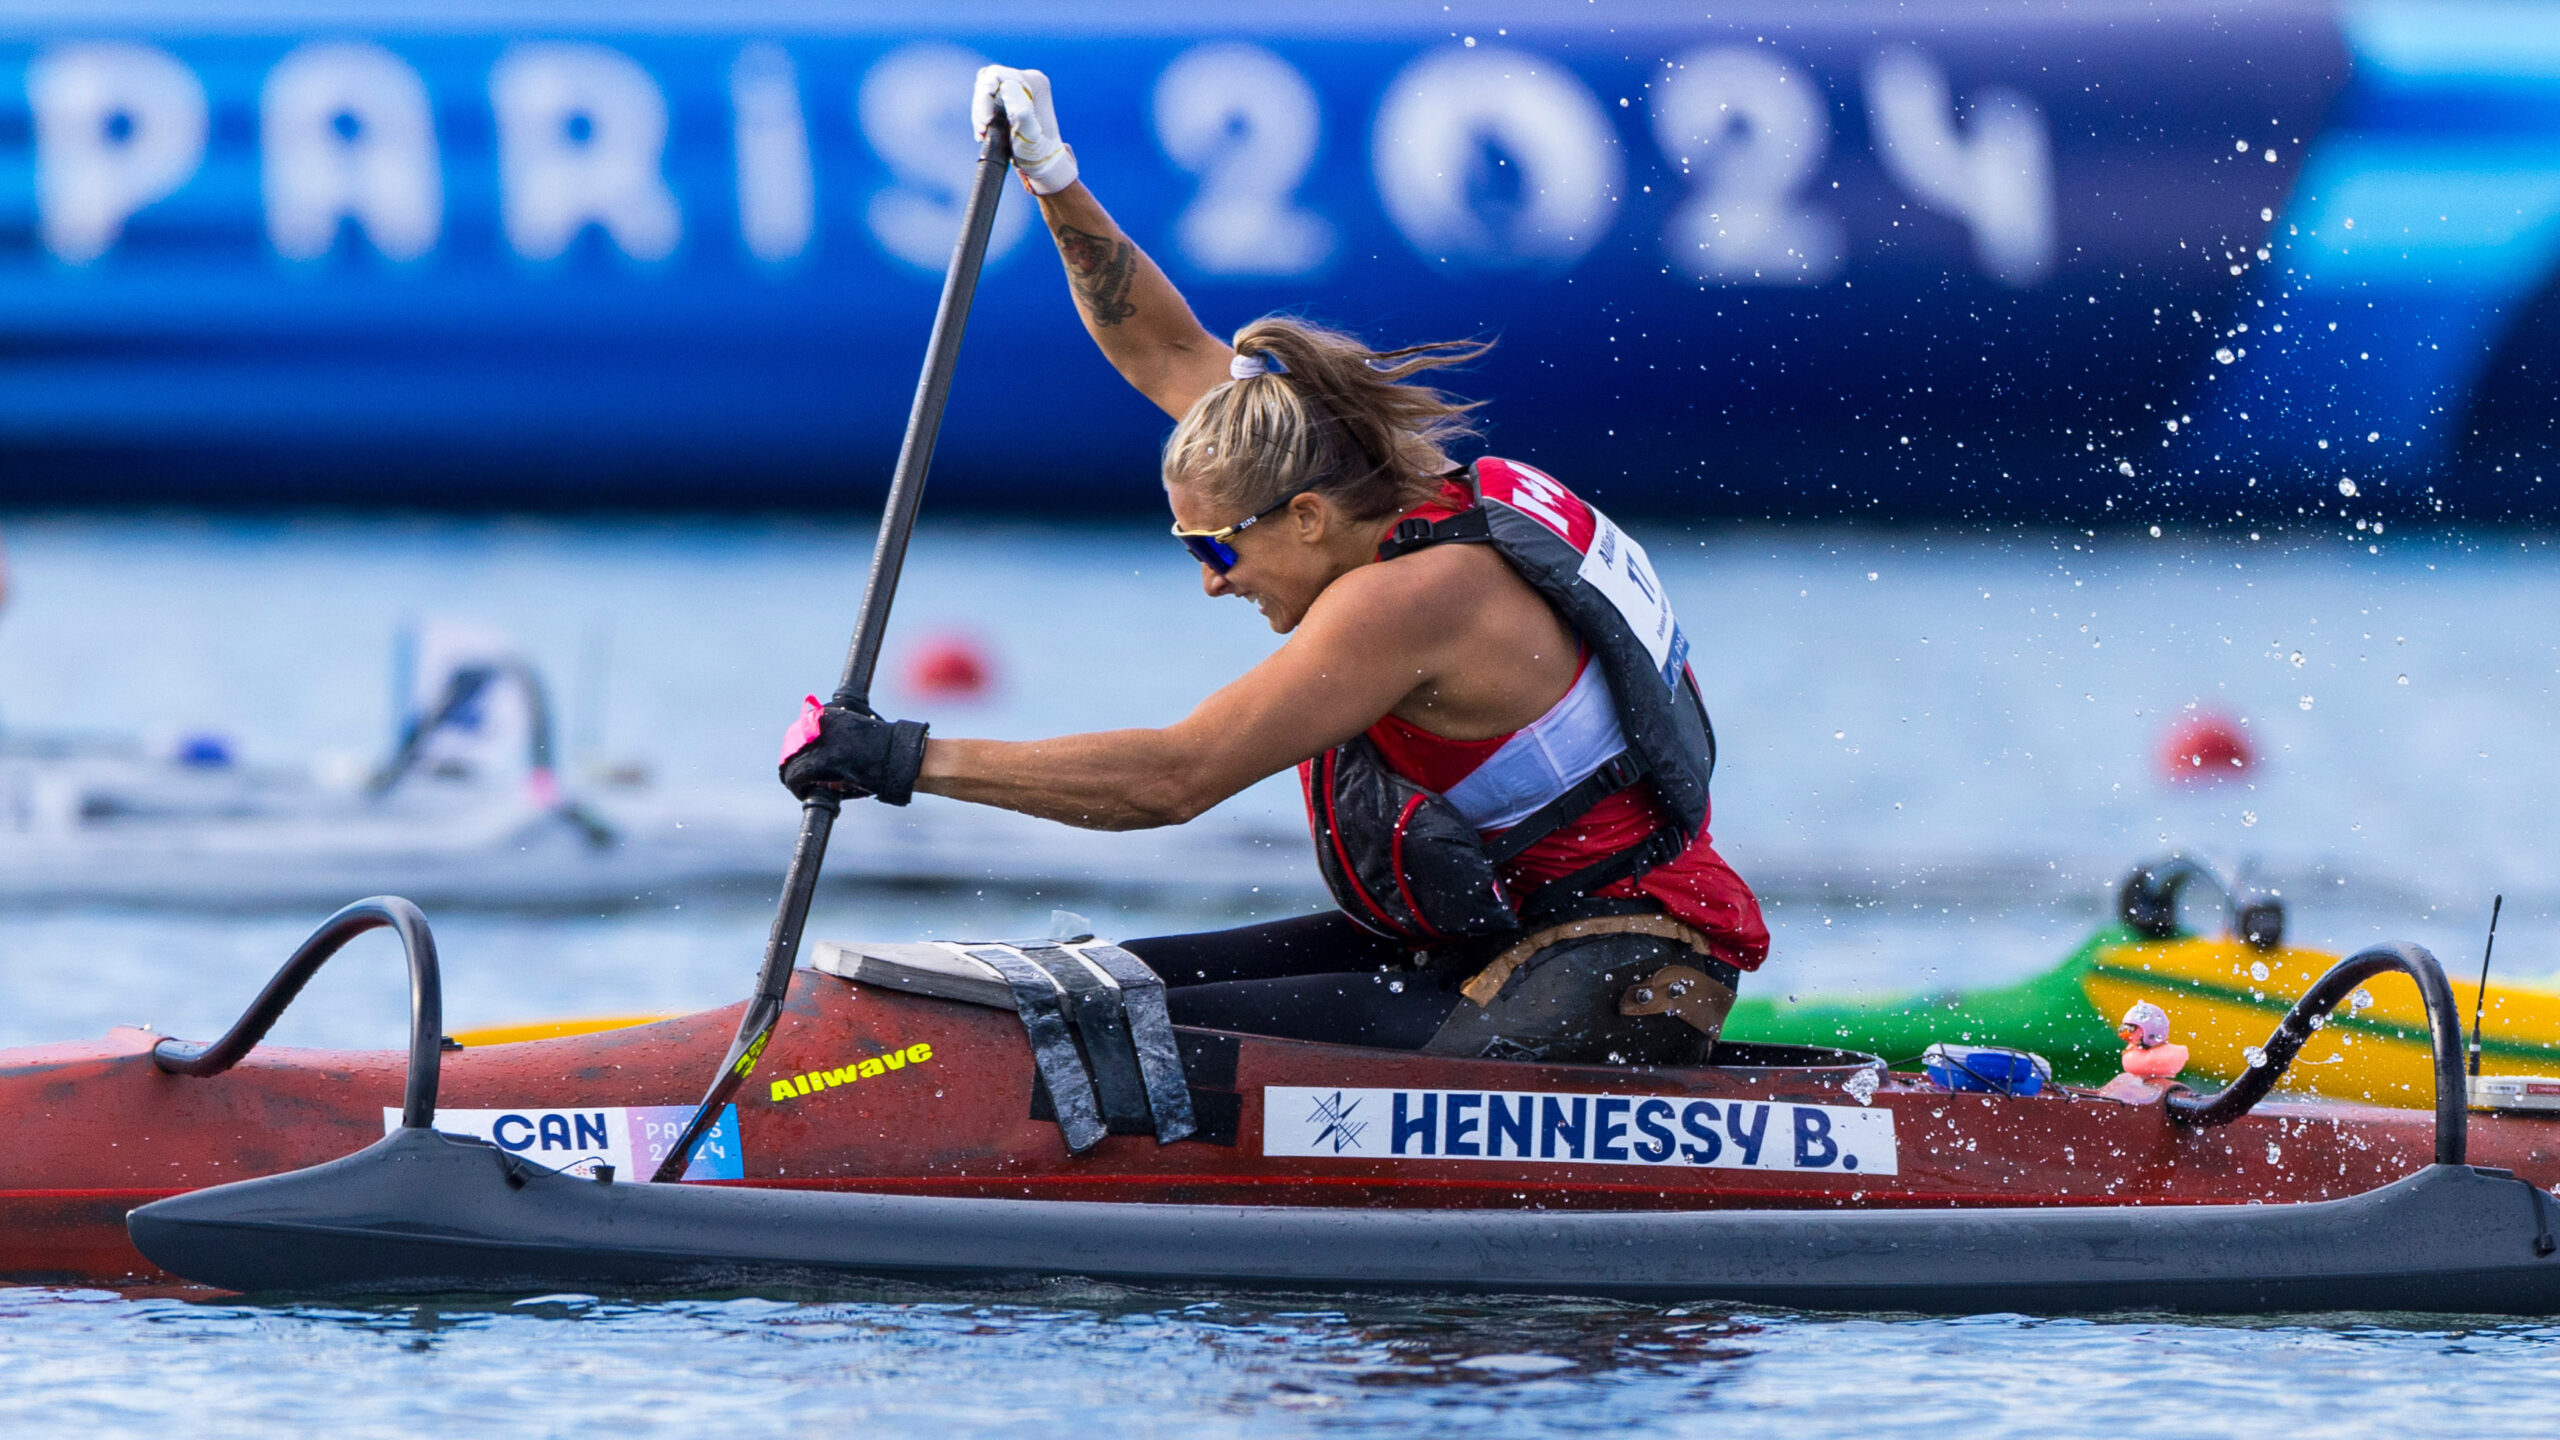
[2160,712,2253,784]
[906,635,994,700]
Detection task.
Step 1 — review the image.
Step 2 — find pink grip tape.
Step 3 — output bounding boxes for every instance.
[779,695,825,765]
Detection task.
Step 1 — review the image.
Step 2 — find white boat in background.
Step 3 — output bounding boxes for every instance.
[0,621,1314,912]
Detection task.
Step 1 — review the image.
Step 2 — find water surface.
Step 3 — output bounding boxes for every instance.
[6,516,2560,1434]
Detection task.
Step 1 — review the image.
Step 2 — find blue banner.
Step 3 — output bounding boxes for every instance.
[4,2,2535,520]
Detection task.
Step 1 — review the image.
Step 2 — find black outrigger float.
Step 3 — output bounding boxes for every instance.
[122,1109,2560,1316]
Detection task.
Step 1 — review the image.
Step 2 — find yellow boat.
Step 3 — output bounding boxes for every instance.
[1726,860,2560,1098]
[2083,934,2560,1101]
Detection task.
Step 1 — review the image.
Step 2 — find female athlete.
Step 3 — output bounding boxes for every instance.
[781,66,1767,1064]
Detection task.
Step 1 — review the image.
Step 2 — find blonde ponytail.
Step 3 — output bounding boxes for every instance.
[1162,316,1489,523]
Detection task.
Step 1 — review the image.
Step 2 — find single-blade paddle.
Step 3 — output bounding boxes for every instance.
[652,116,1014,1182]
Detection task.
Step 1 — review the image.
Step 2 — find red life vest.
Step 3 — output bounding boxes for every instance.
[1298,460,1768,969]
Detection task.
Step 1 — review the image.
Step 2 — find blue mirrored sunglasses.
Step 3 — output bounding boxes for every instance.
[1169,483,1319,572]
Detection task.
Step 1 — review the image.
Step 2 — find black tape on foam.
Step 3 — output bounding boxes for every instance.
[1073,943,1198,1145]
[963,945,1106,1154]
[1016,944,1154,1136]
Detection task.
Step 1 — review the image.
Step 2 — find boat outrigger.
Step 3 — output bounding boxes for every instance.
[11,118,2559,1317]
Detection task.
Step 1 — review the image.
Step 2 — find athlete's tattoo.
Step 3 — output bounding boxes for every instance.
[1053,222,1138,326]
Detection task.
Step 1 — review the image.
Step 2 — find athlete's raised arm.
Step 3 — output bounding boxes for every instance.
[974,65,1233,420]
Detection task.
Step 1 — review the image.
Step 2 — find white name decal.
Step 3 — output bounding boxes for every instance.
[385,1103,742,1182]
[1262,1086,1896,1175]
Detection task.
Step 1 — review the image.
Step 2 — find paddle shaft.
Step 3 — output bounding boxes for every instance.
[651,117,1014,1183]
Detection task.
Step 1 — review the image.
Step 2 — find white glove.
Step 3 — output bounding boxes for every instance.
[971,64,1078,195]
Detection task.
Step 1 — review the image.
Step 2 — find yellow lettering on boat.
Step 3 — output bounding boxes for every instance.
[764,1040,938,1103]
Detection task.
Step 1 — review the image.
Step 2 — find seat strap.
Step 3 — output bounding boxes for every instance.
[963,944,1107,1154]
[1069,943,1199,1145]
[1015,944,1156,1137]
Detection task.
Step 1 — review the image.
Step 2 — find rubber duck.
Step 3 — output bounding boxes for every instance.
[2116,1000,2189,1081]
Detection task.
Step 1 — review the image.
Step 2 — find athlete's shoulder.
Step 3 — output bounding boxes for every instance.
[1332,535,1501,614]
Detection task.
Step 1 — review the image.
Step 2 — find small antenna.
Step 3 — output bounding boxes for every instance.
[2470,894,2504,1079]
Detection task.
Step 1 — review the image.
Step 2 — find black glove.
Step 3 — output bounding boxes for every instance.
[778,701,929,805]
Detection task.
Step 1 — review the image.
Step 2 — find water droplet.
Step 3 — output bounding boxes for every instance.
[2215,347,2237,364]
[2350,988,2373,1013]
[2148,523,2162,537]
[2397,674,2409,686]
[2290,650,2305,667]
[2245,1045,2269,1068]
[2260,206,2274,222]
[2242,810,2259,826]
[2250,961,2270,982]
[1387,979,1405,994]
[2299,695,2315,711]
[1844,1068,1880,1105]
[2339,478,2358,497]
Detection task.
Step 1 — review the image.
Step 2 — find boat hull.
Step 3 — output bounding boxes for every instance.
[129,1127,2560,1314]
[15,963,2560,1287]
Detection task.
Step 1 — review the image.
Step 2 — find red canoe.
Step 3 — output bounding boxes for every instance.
[12,929,2560,1289]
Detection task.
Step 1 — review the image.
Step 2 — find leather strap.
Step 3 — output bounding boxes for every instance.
[1618,964,1740,1038]
[1459,912,1736,1007]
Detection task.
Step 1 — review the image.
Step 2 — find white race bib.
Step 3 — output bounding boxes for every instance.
[1576,514,1685,684]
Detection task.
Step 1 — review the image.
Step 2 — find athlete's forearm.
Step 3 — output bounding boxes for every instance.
[1035,182,1229,418]
[916,731,1242,831]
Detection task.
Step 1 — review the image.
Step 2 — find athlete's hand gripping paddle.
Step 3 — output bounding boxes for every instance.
[651,116,1014,1182]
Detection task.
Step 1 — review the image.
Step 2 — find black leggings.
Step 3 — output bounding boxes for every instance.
[1124,912,1464,1050]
